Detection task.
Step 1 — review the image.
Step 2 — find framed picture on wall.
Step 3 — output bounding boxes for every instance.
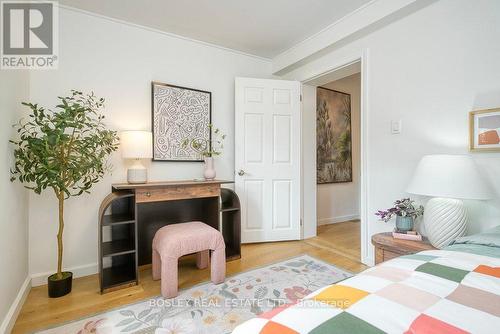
[151,81,211,161]
[469,108,500,152]
[316,87,353,184]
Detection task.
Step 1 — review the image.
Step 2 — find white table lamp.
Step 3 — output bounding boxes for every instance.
[406,155,491,248]
[121,131,153,184]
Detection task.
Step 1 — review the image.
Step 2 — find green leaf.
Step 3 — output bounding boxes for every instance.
[220,289,238,300]
[119,310,135,317]
[143,313,158,323]
[115,318,135,327]
[137,308,152,319]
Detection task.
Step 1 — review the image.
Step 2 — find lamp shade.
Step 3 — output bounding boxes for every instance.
[406,155,491,200]
[121,131,153,159]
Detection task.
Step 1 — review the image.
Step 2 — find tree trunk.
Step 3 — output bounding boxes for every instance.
[56,191,64,279]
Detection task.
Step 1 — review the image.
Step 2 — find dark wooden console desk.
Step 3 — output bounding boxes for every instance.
[98,180,241,293]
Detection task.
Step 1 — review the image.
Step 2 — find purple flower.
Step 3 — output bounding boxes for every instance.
[375,198,424,222]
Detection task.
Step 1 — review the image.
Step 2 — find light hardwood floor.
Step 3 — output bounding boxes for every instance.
[13,221,364,333]
[305,220,361,262]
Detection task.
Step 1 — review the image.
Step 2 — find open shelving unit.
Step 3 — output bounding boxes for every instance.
[98,191,137,293]
[220,188,241,260]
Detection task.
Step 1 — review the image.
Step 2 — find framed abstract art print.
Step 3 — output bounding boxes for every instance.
[151,82,211,161]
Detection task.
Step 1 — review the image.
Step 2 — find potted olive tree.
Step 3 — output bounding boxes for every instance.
[10,90,118,297]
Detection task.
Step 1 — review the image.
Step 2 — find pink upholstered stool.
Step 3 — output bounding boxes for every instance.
[152,221,226,298]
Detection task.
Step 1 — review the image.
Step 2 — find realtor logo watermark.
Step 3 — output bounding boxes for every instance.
[1,1,58,69]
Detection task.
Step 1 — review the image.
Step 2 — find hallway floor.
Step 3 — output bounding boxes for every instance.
[305,220,361,262]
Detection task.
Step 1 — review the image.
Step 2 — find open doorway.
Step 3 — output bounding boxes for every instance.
[302,61,363,263]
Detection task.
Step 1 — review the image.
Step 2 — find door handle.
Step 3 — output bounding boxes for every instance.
[238,169,246,176]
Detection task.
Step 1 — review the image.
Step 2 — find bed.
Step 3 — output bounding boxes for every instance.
[232,227,500,334]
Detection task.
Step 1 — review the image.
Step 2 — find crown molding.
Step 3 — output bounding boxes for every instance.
[272,0,421,74]
[57,3,272,63]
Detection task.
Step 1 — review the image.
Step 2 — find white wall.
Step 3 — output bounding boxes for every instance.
[317,73,361,225]
[28,7,272,283]
[280,0,500,263]
[0,72,31,332]
[301,84,317,239]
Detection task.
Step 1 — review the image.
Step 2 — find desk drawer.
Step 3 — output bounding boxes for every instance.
[136,184,220,203]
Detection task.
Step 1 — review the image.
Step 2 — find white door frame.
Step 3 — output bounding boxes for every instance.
[300,49,372,266]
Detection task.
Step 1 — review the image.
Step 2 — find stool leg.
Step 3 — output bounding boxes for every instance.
[152,249,161,281]
[210,247,226,285]
[162,257,179,299]
[196,250,209,269]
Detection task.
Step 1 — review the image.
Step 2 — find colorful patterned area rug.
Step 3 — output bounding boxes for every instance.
[37,255,352,334]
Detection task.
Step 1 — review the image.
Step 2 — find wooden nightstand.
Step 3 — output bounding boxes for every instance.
[371,232,436,264]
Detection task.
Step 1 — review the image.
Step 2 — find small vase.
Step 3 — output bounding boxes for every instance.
[396,216,414,232]
[203,157,216,180]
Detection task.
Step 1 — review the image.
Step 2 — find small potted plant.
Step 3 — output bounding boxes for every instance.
[183,124,225,180]
[375,198,424,232]
[10,90,118,297]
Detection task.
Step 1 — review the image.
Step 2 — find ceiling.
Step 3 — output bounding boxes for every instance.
[59,0,372,58]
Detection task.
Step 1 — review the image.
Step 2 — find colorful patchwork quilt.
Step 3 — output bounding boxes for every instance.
[232,249,500,333]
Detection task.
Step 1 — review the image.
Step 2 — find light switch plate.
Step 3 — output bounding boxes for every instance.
[391,120,402,134]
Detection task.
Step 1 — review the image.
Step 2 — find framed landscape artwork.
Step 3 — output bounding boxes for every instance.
[469,108,500,152]
[152,82,211,161]
[316,87,353,184]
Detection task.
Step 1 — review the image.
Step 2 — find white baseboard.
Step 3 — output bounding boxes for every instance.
[0,276,31,334]
[318,214,360,226]
[31,262,98,287]
[364,256,375,267]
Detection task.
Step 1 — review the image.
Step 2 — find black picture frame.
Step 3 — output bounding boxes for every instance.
[151,81,212,162]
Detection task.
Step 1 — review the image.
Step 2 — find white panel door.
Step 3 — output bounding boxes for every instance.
[235,77,301,243]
